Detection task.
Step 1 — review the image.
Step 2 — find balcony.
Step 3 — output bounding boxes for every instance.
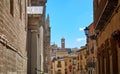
[94,0,118,30]
[72,60,77,65]
[87,62,95,68]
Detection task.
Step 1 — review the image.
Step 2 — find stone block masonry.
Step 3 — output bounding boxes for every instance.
[0,0,27,74]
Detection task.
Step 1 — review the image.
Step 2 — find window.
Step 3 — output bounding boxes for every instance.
[57,70,61,74]
[10,0,14,16]
[65,62,67,66]
[91,45,94,53]
[77,56,79,60]
[69,59,71,62]
[57,61,61,67]
[80,55,82,60]
[65,72,67,74]
[80,65,83,71]
[69,69,71,72]
[18,0,22,19]
[51,64,53,69]
[85,53,87,58]
[73,60,76,65]
[65,69,67,74]
[78,63,79,70]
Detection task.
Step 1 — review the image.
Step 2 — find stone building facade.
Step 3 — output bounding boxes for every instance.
[27,0,50,74]
[0,0,27,74]
[93,0,120,74]
[64,55,78,74]
[87,23,96,74]
[51,55,77,74]
[76,46,87,74]
[44,15,51,74]
[51,58,65,74]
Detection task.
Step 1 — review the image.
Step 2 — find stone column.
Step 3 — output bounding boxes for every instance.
[30,29,38,74]
[27,15,41,74]
[39,26,44,72]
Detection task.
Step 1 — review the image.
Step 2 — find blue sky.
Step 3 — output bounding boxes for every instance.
[46,0,93,48]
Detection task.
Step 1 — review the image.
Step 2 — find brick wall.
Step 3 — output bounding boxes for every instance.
[0,0,27,73]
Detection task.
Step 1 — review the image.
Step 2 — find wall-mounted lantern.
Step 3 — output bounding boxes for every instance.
[84,27,89,36]
[84,27,97,40]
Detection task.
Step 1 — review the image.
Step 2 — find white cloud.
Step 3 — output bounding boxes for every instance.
[79,27,85,31]
[76,38,86,42]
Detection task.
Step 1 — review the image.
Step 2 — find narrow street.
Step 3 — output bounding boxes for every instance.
[0,0,120,74]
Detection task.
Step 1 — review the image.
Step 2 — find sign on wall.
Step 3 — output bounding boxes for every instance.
[27,6,43,14]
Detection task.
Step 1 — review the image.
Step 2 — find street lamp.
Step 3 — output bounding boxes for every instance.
[84,27,89,36]
[84,27,97,40]
[84,27,89,44]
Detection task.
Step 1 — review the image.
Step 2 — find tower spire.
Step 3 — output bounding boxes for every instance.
[47,14,50,24]
[46,14,50,27]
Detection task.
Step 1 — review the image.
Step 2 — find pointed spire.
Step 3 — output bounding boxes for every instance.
[47,14,50,23]
[46,14,50,27]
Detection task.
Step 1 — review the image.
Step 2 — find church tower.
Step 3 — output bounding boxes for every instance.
[61,38,65,48]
